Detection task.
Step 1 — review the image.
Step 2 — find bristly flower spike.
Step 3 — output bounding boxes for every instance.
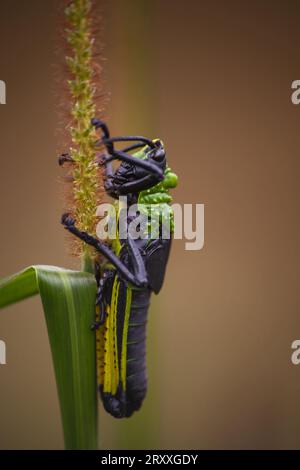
[64,0,104,271]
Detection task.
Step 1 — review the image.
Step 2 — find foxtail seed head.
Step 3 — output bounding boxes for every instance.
[63,0,105,265]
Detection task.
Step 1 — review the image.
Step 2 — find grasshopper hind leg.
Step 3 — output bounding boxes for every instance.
[91,268,114,330]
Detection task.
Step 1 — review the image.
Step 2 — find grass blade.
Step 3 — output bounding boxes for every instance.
[0,266,38,308]
[0,265,98,449]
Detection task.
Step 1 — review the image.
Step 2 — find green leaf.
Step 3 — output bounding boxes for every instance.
[0,265,98,450]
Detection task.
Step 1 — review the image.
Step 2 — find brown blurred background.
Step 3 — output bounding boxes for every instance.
[0,0,300,449]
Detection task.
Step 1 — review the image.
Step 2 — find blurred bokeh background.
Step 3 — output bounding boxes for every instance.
[0,0,300,449]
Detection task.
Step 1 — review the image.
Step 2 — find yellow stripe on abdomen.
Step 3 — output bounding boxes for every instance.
[102,276,120,395]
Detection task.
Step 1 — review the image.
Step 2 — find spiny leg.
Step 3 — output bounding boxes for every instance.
[121,143,146,153]
[101,150,164,180]
[90,262,106,330]
[96,154,116,196]
[58,153,74,166]
[61,213,148,288]
[91,118,110,139]
[91,118,114,154]
[91,117,155,150]
[98,151,164,197]
[102,135,155,148]
[91,118,157,161]
[111,175,157,195]
[91,269,114,330]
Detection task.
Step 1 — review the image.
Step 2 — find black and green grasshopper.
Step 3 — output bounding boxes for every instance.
[60,119,178,418]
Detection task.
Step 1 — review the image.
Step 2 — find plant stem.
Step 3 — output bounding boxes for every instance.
[81,249,95,274]
[65,0,102,256]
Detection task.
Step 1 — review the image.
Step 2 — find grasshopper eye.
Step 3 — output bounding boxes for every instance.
[152,143,165,162]
[147,140,164,161]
